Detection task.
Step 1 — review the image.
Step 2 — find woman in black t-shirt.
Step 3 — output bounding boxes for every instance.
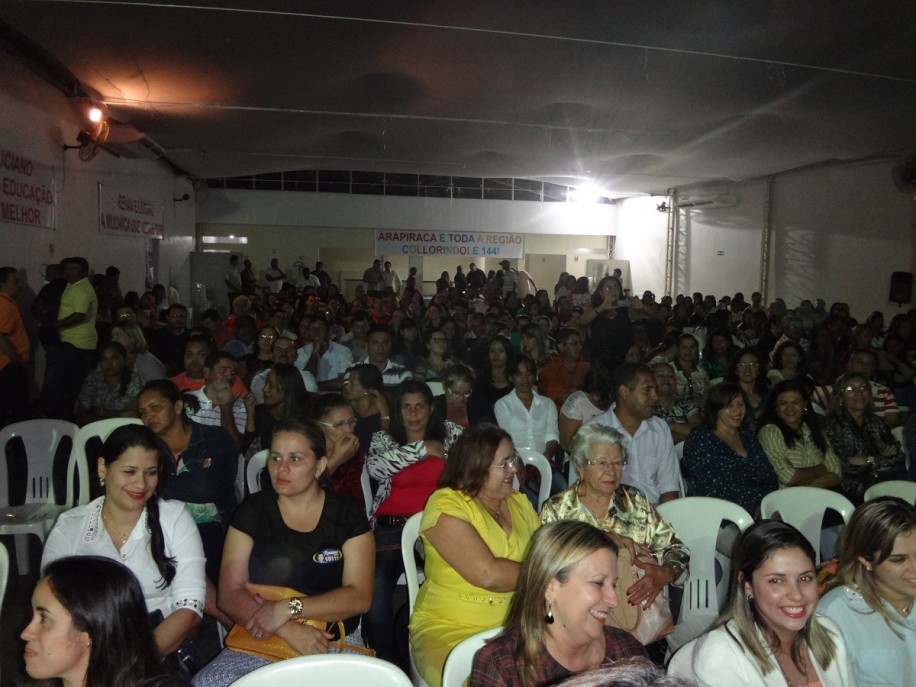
[193,418,374,687]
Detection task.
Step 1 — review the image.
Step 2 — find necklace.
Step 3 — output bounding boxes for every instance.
[101,508,133,545]
[478,497,502,522]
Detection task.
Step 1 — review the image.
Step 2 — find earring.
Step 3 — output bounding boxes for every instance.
[100,477,105,487]
[544,602,554,624]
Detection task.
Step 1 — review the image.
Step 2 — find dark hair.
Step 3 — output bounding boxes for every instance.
[758,379,827,452]
[98,341,133,396]
[439,424,510,495]
[204,350,235,370]
[772,340,807,374]
[611,362,653,401]
[271,417,326,459]
[138,378,198,421]
[580,360,615,409]
[591,275,623,308]
[703,326,736,362]
[99,425,176,588]
[166,303,188,316]
[507,352,536,378]
[40,556,167,687]
[346,363,385,394]
[0,266,16,284]
[367,323,395,341]
[554,327,580,346]
[313,392,351,420]
[388,380,446,445]
[724,347,769,397]
[266,363,311,419]
[701,382,744,428]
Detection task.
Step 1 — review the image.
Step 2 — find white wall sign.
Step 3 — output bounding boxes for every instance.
[375,230,524,258]
[0,148,56,229]
[98,181,164,239]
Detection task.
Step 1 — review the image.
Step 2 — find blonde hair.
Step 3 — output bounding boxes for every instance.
[111,319,149,354]
[832,497,916,635]
[498,521,617,686]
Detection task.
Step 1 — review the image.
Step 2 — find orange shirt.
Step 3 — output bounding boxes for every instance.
[537,358,590,409]
[169,371,249,398]
[0,292,29,370]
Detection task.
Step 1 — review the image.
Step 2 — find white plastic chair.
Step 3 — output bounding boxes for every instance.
[0,419,80,575]
[71,417,143,490]
[759,486,855,563]
[401,512,429,687]
[892,425,909,471]
[228,652,413,687]
[864,480,916,504]
[656,497,754,653]
[0,541,7,684]
[246,449,269,494]
[361,464,373,519]
[425,380,444,397]
[512,447,552,510]
[441,626,501,687]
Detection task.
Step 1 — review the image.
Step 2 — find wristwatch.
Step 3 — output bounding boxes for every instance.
[288,597,303,617]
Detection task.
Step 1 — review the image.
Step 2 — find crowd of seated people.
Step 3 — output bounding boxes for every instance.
[5,255,916,686]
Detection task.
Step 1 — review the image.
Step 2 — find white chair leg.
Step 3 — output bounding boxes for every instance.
[14,534,31,576]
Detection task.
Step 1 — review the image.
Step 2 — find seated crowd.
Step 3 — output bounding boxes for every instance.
[4,255,916,687]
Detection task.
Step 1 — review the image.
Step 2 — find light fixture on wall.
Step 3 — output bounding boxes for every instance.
[63,101,110,162]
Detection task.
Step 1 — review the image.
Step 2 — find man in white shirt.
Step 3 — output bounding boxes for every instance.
[381,261,402,295]
[251,336,318,403]
[185,351,247,450]
[264,258,287,294]
[295,318,354,390]
[586,362,680,505]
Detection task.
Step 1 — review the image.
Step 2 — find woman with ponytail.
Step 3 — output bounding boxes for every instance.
[42,424,206,661]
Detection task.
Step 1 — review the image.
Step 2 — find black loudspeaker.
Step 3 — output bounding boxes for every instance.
[889,272,913,305]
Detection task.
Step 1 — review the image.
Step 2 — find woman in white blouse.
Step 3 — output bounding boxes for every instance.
[42,424,206,660]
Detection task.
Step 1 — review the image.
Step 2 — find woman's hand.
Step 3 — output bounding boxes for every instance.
[244,599,293,639]
[627,557,675,610]
[327,433,360,471]
[607,531,651,561]
[276,621,334,656]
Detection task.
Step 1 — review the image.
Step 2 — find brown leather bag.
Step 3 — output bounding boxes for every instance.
[605,549,675,645]
[225,583,375,661]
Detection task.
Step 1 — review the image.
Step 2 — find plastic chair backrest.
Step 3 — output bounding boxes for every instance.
[656,497,754,653]
[0,541,6,683]
[426,380,444,397]
[864,480,916,504]
[512,447,552,511]
[72,418,143,505]
[441,626,501,687]
[361,465,373,519]
[247,449,269,494]
[892,426,909,471]
[0,419,79,507]
[401,512,424,616]
[229,653,413,687]
[759,486,855,563]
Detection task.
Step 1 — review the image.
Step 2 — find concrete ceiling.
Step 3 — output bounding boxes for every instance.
[3,0,916,197]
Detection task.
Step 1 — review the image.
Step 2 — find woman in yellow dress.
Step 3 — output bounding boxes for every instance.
[410,424,540,687]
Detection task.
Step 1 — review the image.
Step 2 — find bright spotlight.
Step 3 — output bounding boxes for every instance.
[88,107,103,123]
[569,183,601,203]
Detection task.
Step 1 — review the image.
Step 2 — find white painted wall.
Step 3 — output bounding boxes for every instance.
[196,190,614,296]
[0,50,195,301]
[616,162,915,320]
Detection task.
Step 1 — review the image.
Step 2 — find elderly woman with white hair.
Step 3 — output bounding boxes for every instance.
[540,423,689,612]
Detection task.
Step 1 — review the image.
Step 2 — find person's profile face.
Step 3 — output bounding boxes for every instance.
[21,579,91,685]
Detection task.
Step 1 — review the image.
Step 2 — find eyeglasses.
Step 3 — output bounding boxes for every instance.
[843,384,870,394]
[318,417,358,430]
[584,459,628,472]
[447,389,472,398]
[737,361,759,368]
[491,454,521,472]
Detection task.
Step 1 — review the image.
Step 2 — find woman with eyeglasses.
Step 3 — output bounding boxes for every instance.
[724,348,769,431]
[411,424,540,687]
[433,363,495,428]
[363,380,464,667]
[541,424,688,625]
[822,371,907,502]
[412,327,457,382]
[314,392,363,501]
